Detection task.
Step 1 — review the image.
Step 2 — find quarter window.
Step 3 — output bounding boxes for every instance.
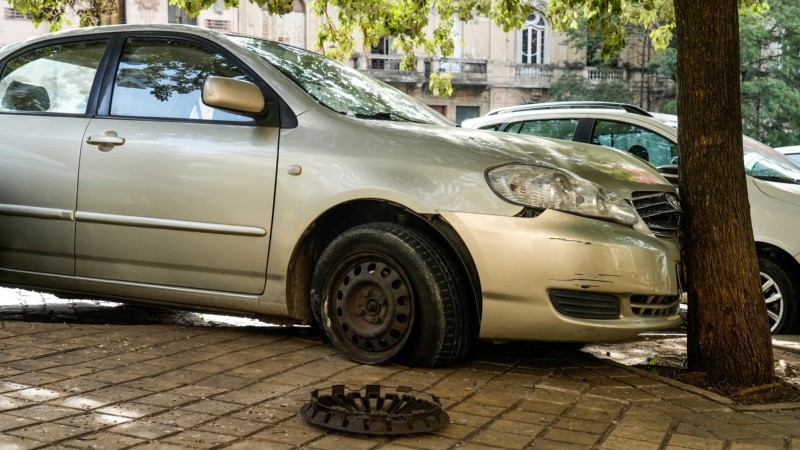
[110,38,254,122]
[0,40,108,114]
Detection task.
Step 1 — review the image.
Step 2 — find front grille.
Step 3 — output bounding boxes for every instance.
[550,291,620,320]
[630,295,680,317]
[631,191,681,237]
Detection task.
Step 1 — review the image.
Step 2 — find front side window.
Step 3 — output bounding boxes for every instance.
[507,119,579,141]
[0,40,108,114]
[743,137,800,184]
[519,11,547,64]
[110,38,253,122]
[591,120,677,166]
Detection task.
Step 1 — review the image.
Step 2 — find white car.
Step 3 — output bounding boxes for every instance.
[464,102,800,334]
[776,145,800,164]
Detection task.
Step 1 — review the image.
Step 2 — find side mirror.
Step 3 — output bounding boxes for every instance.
[202,76,265,114]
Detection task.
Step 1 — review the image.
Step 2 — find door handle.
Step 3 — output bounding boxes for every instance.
[87,131,125,152]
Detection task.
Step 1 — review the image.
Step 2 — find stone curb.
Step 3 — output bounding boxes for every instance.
[603,353,800,412]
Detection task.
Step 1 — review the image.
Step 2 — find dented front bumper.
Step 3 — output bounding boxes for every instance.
[440,209,682,342]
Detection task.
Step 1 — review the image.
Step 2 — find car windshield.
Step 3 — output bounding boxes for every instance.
[743,137,800,184]
[231,36,450,125]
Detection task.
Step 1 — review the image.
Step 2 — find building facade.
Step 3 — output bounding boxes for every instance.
[0,0,660,123]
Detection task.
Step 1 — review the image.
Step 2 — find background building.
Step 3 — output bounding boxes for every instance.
[0,0,663,123]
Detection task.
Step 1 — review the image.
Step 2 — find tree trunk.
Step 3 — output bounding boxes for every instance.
[674,0,774,386]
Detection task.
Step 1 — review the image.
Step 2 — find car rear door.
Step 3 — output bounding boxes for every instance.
[75,34,278,295]
[0,38,110,275]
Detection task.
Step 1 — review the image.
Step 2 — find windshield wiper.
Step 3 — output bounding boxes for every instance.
[753,175,800,185]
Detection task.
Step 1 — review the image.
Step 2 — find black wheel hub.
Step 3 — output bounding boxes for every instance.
[324,256,414,363]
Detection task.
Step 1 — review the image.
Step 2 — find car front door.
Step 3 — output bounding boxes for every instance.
[75,35,278,295]
[0,38,110,275]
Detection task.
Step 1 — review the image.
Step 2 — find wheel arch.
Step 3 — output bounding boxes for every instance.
[285,199,482,331]
[756,242,800,278]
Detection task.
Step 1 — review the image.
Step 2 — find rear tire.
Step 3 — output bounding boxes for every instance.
[310,222,473,366]
[759,256,799,334]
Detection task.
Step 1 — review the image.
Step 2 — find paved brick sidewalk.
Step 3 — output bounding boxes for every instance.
[0,291,798,449]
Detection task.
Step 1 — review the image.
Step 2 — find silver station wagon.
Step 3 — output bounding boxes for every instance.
[0,25,682,366]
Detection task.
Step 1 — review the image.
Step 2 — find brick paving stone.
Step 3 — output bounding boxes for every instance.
[740,421,800,437]
[181,399,242,416]
[8,404,83,421]
[0,414,35,431]
[566,405,619,422]
[150,409,216,428]
[487,418,544,436]
[515,399,570,415]
[553,416,610,434]
[431,422,479,440]
[449,402,506,418]
[107,420,183,440]
[196,416,268,437]
[729,437,787,448]
[0,433,44,448]
[6,421,88,442]
[528,438,588,449]
[607,425,670,444]
[161,429,240,448]
[135,392,198,408]
[665,433,725,449]
[586,386,659,402]
[230,404,297,423]
[224,440,295,450]
[600,435,662,449]
[0,393,34,411]
[56,412,132,429]
[525,388,580,405]
[95,401,167,419]
[704,423,770,441]
[308,433,386,450]
[447,411,494,428]
[501,409,558,426]
[0,381,29,393]
[213,382,297,405]
[669,396,734,412]
[58,431,146,449]
[3,371,69,386]
[387,434,460,450]
[469,429,534,449]
[543,427,601,446]
[168,384,229,399]
[672,423,720,439]
[4,386,67,402]
[250,423,326,446]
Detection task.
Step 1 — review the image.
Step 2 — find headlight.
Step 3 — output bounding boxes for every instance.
[486,163,639,226]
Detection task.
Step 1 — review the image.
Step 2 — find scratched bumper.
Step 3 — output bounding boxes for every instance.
[440,209,682,342]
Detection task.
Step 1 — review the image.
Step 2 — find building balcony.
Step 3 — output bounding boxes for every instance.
[513,64,553,88]
[584,67,626,83]
[358,54,426,84]
[438,58,488,85]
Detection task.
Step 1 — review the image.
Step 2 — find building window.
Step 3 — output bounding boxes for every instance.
[4,7,31,20]
[206,19,230,30]
[519,11,547,64]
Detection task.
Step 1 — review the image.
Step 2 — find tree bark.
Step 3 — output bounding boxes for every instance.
[674,0,774,386]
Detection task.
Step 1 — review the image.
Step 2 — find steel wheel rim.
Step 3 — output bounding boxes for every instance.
[762,270,784,333]
[322,252,415,363]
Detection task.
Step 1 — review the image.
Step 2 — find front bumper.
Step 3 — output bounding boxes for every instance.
[440,209,682,342]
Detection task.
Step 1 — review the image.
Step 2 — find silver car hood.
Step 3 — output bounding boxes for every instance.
[363,119,674,200]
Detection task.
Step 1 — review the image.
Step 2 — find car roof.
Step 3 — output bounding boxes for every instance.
[776,145,800,154]
[485,101,653,117]
[0,24,229,57]
[462,107,661,129]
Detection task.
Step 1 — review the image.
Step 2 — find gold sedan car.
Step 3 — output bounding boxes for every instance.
[0,25,682,366]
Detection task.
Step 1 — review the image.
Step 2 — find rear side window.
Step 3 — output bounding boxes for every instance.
[504,119,579,140]
[0,40,108,114]
[591,119,677,166]
[110,38,254,122]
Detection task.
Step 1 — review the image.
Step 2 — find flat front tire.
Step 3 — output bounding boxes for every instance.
[310,223,473,366]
